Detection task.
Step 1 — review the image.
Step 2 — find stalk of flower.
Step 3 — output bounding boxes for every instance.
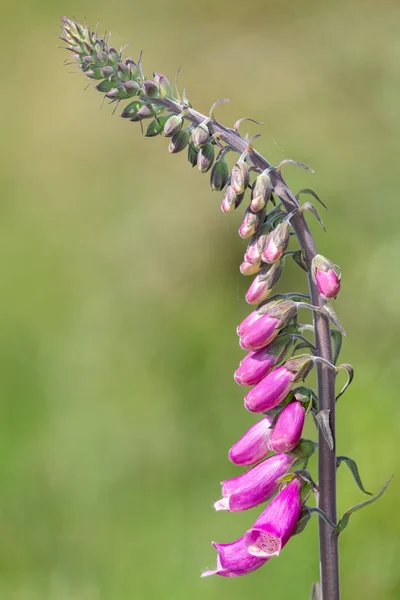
[61,18,390,598]
[214,453,295,512]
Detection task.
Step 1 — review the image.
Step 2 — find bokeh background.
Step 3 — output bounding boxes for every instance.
[1,0,399,597]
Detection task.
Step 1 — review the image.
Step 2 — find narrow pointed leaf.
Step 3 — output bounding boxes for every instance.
[331,329,342,365]
[314,409,334,451]
[335,363,354,402]
[322,303,347,336]
[297,188,328,210]
[294,506,312,535]
[302,202,326,232]
[292,249,309,272]
[277,159,315,173]
[307,506,337,529]
[333,478,392,535]
[337,456,372,495]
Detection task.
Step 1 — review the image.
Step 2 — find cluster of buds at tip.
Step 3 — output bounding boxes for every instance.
[61,18,352,583]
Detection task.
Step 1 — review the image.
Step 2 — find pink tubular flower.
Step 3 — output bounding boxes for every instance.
[201,536,269,578]
[244,478,302,558]
[245,227,268,265]
[268,401,305,453]
[234,336,292,386]
[228,417,273,466]
[311,254,341,299]
[238,299,297,351]
[240,259,262,276]
[244,355,313,413]
[214,453,295,512]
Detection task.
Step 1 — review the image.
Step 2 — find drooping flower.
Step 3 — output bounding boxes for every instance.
[245,261,284,305]
[244,355,313,413]
[268,401,306,453]
[238,299,297,351]
[214,453,295,512]
[244,478,302,558]
[311,254,341,299]
[234,335,292,386]
[201,536,269,578]
[262,221,290,264]
[228,416,273,466]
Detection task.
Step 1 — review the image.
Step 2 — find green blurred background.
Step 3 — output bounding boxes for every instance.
[0,0,399,597]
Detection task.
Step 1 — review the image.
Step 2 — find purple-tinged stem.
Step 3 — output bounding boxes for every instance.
[156,98,339,599]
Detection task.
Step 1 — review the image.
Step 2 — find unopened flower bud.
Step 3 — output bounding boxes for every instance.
[240,260,262,276]
[244,479,302,558]
[120,100,142,120]
[101,66,114,79]
[192,122,210,147]
[239,207,266,239]
[125,58,140,79]
[245,227,268,264]
[239,299,297,350]
[142,79,159,97]
[153,72,173,97]
[163,115,183,137]
[168,130,190,153]
[229,417,273,466]
[221,186,244,213]
[187,143,199,167]
[214,453,295,512]
[312,254,341,299]
[235,335,292,386]
[250,172,272,212]
[107,47,119,66]
[245,260,284,305]
[197,143,214,173]
[244,355,313,413]
[262,222,290,264]
[123,80,140,97]
[231,160,249,194]
[268,401,305,453]
[210,157,229,191]
[117,62,130,81]
[137,104,156,118]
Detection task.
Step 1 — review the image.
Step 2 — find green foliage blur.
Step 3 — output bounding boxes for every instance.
[0,0,399,597]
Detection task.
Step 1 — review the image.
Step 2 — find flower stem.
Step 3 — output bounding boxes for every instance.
[157,98,339,598]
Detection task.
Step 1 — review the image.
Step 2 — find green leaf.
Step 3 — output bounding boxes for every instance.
[145,116,169,137]
[96,79,114,93]
[321,303,346,336]
[335,363,354,402]
[314,409,334,451]
[297,188,328,210]
[301,201,326,232]
[337,456,371,495]
[333,478,392,535]
[331,329,342,365]
[292,249,309,272]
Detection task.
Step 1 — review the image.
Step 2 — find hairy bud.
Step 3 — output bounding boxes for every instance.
[169,130,190,153]
[163,115,184,137]
[197,143,215,173]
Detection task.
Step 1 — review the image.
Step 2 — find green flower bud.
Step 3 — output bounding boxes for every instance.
[96,51,108,66]
[192,122,210,147]
[142,80,159,98]
[120,100,142,120]
[154,72,173,97]
[210,157,229,191]
[169,130,190,153]
[197,143,215,173]
[107,47,120,66]
[123,80,140,97]
[250,172,272,211]
[163,115,184,137]
[117,62,130,81]
[187,143,199,167]
[101,66,115,79]
[137,104,156,118]
[125,58,140,79]
[231,160,250,195]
